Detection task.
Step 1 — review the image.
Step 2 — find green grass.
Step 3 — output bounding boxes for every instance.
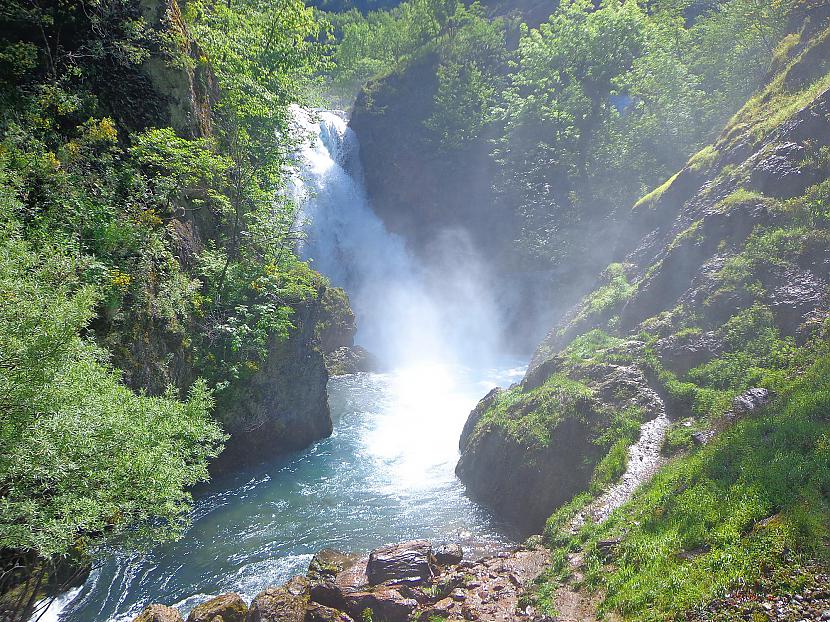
[475,374,593,448]
[687,145,718,173]
[532,320,830,621]
[595,349,830,620]
[562,329,628,366]
[590,438,631,494]
[574,264,637,324]
[713,188,773,214]
[633,172,680,210]
[721,24,830,147]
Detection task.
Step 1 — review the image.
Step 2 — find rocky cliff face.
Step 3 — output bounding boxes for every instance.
[457,5,830,533]
[348,55,564,350]
[211,284,344,469]
[95,0,353,469]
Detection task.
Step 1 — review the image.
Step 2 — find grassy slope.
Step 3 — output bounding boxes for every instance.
[483,11,830,621]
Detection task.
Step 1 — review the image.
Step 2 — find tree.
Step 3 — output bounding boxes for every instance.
[0,235,224,621]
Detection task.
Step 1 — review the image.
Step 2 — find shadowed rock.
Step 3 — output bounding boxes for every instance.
[307,549,360,610]
[434,543,463,566]
[366,540,434,586]
[305,603,355,622]
[342,588,417,622]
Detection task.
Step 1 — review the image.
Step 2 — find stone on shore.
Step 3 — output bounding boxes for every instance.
[366,540,434,586]
[132,604,183,622]
[186,593,247,622]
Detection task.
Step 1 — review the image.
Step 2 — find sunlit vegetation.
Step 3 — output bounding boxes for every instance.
[0,0,332,612]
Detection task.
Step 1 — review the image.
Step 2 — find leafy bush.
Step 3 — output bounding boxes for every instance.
[0,237,224,559]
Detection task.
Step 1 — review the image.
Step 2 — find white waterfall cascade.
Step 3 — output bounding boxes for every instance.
[291,107,502,368]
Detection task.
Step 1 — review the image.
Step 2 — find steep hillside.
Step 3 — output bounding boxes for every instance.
[1,0,354,468]
[458,3,830,618]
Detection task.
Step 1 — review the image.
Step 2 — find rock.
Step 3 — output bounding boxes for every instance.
[749,142,819,199]
[596,539,621,561]
[247,578,308,622]
[366,540,434,586]
[333,558,369,595]
[324,346,379,376]
[342,588,417,622]
[132,604,183,622]
[307,549,360,610]
[730,388,773,418]
[187,593,247,622]
[210,287,337,470]
[304,603,354,622]
[434,543,463,566]
[420,597,454,620]
[692,430,715,446]
[308,549,360,584]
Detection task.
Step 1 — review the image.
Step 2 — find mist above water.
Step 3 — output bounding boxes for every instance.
[291,107,505,368]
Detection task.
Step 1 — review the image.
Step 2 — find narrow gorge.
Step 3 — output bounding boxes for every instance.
[3,1,830,622]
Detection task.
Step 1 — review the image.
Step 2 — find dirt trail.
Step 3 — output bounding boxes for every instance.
[553,382,670,622]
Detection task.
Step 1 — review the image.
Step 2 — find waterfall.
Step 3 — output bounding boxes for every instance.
[291,108,502,368]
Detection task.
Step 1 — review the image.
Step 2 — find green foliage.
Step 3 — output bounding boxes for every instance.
[563,330,627,366]
[533,330,830,621]
[424,4,509,150]
[0,0,335,593]
[0,237,224,559]
[575,264,637,322]
[590,438,631,494]
[787,178,830,225]
[477,374,593,448]
[323,0,457,102]
[598,347,830,620]
[686,305,796,392]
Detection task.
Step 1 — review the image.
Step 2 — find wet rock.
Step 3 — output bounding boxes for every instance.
[304,603,354,622]
[187,593,247,622]
[132,604,183,622]
[324,346,379,376]
[342,588,417,622]
[434,543,463,566]
[366,540,433,585]
[749,142,819,199]
[247,578,308,622]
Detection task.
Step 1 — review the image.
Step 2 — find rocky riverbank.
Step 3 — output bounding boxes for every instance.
[131,540,549,622]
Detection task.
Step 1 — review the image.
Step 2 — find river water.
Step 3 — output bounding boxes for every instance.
[55,362,522,622]
[48,110,524,621]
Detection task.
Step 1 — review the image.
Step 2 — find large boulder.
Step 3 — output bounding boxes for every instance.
[342,589,417,622]
[333,558,370,596]
[247,577,307,622]
[366,540,434,586]
[132,604,183,622]
[187,593,247,622]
